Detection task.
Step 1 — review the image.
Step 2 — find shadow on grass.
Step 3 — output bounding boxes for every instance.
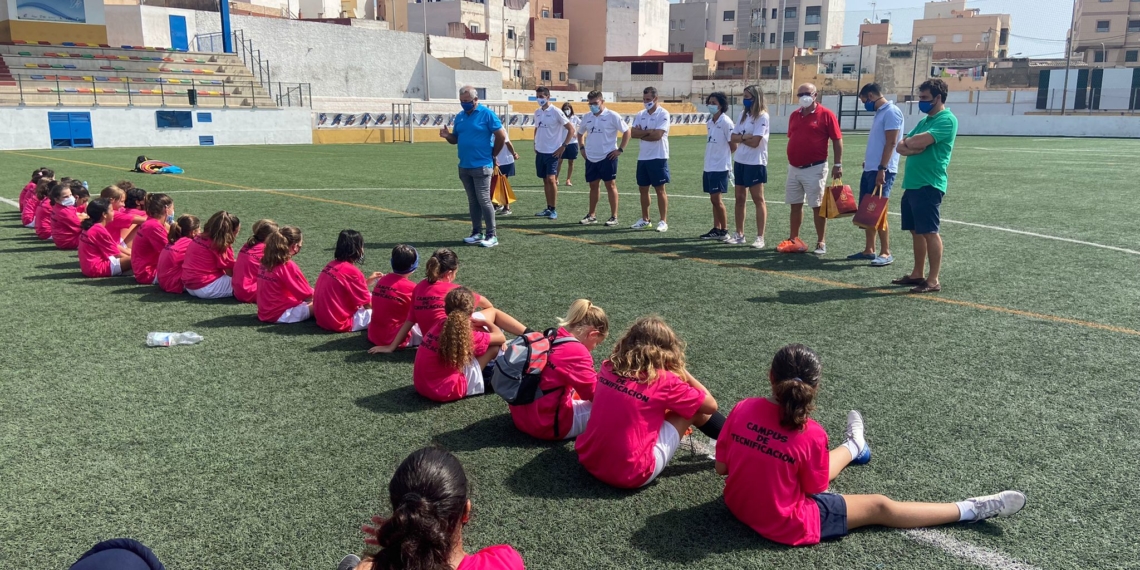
[630,498,786,562]
[432,414,559,452]
[365,240,478,252]
[7,245,65,254]
[504,445,627,500]
[747,286,897,305]
[355,384,439,415]
[35,261,81,271]
[194,313,263,328]
[339,345,417,365]
[308,333,372,353]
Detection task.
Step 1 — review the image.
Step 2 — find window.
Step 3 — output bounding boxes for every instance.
[842,64,854,74]
[507,27,515,40]
[541,70,551,81]
[670,19,675,30]
[723,10,735,21]
[514,68,521,77]
[559,72,566,81]
[469,24,479,34]
[920,35,936,43]
[1129,20,1140,31]
[783,31,795,44]
[679,19,685,29]
[679,43,685,52]
[1126,50,1139,62]
[630,61,664,75]
[749,32,762,45]
[722,34,734,46]
[197,112,212,122]
[785,7,797,19]
[1095,50,1106,62]
[546,37,557,51]
[1097,20,1110,32]
[770,32,776,44]
[771,8,777,19]
[952,33,963,43]
[541,8,549,17]
[156,110,192,129]
[805,6,821,25]
[803,31,819,49]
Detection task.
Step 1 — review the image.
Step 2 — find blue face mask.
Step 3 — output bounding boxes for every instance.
[166,212,175,224]
[589,104,601,114]
[864,99,877,112]
[461,101,475,112]
[743,99,754,110]
[918,100,934,114]
[707,104,720,115]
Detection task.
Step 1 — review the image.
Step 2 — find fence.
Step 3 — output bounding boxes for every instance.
[194,30,273,96]
[7,75,310,109]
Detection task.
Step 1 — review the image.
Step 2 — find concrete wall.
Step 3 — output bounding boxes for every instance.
[529,10,569,84]
[0,107,312,150]
[605,0,641,57]
[638,0,670,54]
[407,1,458,36]
[873,43,935,95]
[669,1,708,54]
[564,0,606,67]
[430,34,489,65]
[822,0,845,49]
[603,60,694,99]
[501,88,616,101]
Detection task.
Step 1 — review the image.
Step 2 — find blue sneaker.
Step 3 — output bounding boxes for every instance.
[548,209,558,220]
[535,207,552,218]
[846,410,872,465]
[871,254,894,267]
[847,252,876,260]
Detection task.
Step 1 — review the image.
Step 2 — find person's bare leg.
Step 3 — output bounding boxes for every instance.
[733,186,747,235]
[605,180,619,218]
[925,233,943,286]
[789,204,804,240]
[844,494,961,530]
[556,158,564,181]
[829,445,854,481]
[655,186,668,222]
[566,160,574,185]
[480,307,527,336]
[879,227,891,257]
[544,175,558,210]
[750,184,767,238]
[812,206,827,247]
[863,228,877,255]
[909,232,926,279]
[476,345,502,368]
[639,186,651,221]
[588,180,601,217]
[664,410,696,439]
[711,193,727,230]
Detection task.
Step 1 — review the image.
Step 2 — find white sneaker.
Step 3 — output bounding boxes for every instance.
[845,410,867,456]
[751,236,766,249]
[479,235,499,248]
[604,216,618,226]
[462,232,484,244]
[656,220,669,232]
[814,243,827,255]
[724,232,745,245]
[964,491,1027,522]
[630,218,650,229]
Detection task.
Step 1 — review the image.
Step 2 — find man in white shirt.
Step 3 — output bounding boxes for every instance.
[630,86,671,232]
[532,86,576,220]
[577,90,631,226]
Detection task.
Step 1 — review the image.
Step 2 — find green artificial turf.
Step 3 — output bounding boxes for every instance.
[2,135,1139,570]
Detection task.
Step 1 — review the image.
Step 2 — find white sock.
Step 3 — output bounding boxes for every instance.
[955,500,975,522]
[842,439,861,459]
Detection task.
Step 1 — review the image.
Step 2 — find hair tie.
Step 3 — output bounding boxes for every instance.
[393,250,419,274]
[792,377,803,383]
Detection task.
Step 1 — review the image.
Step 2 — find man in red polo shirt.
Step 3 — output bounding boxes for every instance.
[779,83,843,255]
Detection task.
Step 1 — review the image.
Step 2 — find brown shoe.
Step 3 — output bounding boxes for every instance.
[891,275,925,286]
[910,282,942,294]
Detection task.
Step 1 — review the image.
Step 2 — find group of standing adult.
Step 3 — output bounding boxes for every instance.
[441,78,957,292]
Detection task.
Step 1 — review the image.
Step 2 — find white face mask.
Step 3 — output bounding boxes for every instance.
[536,97,548,106]
[563,109,572,117]
[799,95,815,108]
[644,101,655,110]
[61,196,76,207]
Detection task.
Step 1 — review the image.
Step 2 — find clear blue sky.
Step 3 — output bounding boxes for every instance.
[670,0,1073,58]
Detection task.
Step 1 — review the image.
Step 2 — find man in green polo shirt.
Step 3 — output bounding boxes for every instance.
[892,79,958,294]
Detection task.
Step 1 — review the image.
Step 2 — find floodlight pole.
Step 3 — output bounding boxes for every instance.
[1060,0,1077,114]
[422,0,431,100]
[220,0,234,53]
[775,0,787,114]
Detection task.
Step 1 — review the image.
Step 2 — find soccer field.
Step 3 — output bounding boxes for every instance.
[2,135,1139,570]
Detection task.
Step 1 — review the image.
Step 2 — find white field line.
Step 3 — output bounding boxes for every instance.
[0,196,20,208]
[968,146,1139,156]
[902,529,1043,570]
[162,186,1140,256]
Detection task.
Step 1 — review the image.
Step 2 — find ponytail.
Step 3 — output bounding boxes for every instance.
[243,219,278,249]
[260,226,303,272]
[168,214,201,244]
[424,248,458,283]
[81,199,111,231]
[436,286,475,370]
[370,447,469,570]
[144,193,172,219]
[202,211,241,253]
[769,344,822,431]
[558,298,609,337]
[35,179,54,200]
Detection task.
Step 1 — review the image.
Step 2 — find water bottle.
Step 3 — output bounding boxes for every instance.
[146,331,204,347]
[82,181,88,189]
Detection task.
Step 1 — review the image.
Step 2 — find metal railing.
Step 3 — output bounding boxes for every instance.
[2,74,311,108]
[194,30,273,98]
[275,83,312,108]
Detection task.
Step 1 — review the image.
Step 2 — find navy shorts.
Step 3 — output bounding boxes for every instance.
[497,162,516,177]
[900,185,943,234]
[702,171,730,194]
[562,143,579,161]
[535,152,558,178]
[733,162,768,187]
[812,493,849,541]
[585,157,619,183]
[636,159,671,187]
[859,169,896,202]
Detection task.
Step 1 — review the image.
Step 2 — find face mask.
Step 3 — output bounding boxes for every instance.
[460,101,475,112]
[61,196,76,207]
[918,100,934,114]
[166,213,175,224]
[644,101,655,110]
[589,104,601,115]
[743,99,754,110]
[536,97,548,106]
[563,109,571,117]
[707,104,720,115]
[864,99,877,112]
[799,95,815,108]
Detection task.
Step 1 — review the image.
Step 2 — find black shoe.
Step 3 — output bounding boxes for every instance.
[699,228,721,240]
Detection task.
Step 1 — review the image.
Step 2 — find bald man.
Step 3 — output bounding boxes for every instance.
[778,83,844,255]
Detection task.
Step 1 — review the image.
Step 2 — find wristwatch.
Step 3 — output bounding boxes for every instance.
[834,163,842,168]
[877,165,887,171]
[617,148,624,153]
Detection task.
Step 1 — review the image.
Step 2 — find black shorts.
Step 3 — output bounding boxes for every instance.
[812,493,849,541]
[733,162,768,187]
[497,163,516,177]
[562,143,579,160]
[535,152,558,178]
[585,157,619,182]
[900,186,943,234]
[702,171,729,194]
[636,159,670,187]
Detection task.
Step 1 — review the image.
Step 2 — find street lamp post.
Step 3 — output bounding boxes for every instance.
[910,38,921,100]
[856,30,868,90]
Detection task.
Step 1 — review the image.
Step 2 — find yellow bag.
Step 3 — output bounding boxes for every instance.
[491,167,516,207]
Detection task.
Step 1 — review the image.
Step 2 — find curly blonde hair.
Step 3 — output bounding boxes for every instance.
[608,315,686,384]
[436,286,476,370]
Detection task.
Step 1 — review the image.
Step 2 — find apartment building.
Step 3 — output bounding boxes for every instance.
[668,0,845,53]
[528,0,570,85]
[564,0,669,83]
[911,0,1010,60]
[1073,0,1140,66]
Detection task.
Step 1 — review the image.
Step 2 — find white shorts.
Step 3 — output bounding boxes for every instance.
[563,399,593,440]
[463,357,485,396]
[785,162,828,208]
[641,422,683,487]
[152,275,159,285]
[109,256,122,277]
[276,302,312,323]
[25,222,35,229]
[407,323,423,347]
[351,308,372,332]
[187,274,234,299]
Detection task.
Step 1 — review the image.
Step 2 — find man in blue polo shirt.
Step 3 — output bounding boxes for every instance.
[440,85,507,248]
[849,82,904,266]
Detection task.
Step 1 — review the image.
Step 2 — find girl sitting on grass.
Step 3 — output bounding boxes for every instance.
[131,193,174,285]
[181,211,241,299]
[714,344,1026,546]
[509,299,609,441]
[156,215,201,294]
[50,180,85,250]
[78,199,132,278]
[21,168,51,228]
[314,229,384,333]
[344,447,525,570]
[413,287,519,402]
[367,245,422,350]
[256,226,314,324]
[233,219,278,303]
[575,315,724,489]
[106,186,148,246]
[33,178,57,240]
